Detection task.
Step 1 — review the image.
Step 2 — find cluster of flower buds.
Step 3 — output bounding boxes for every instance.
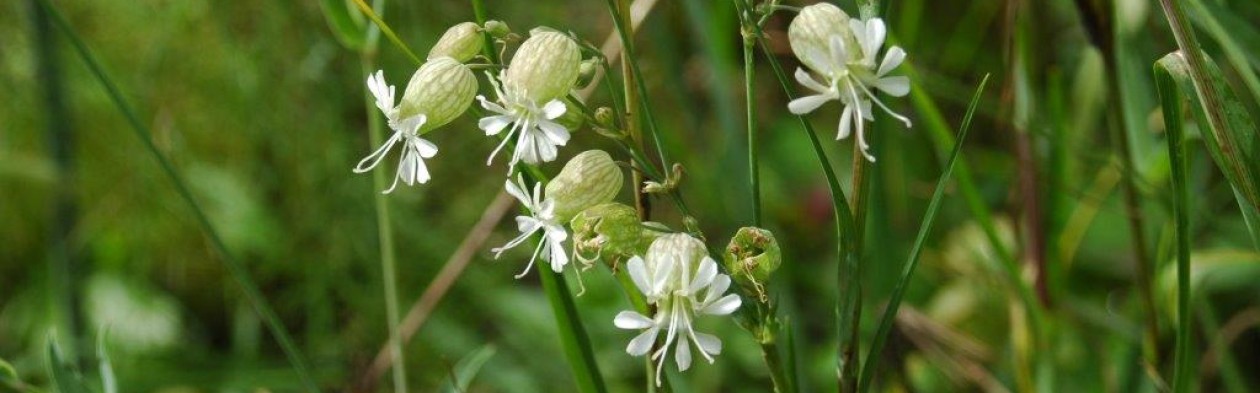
[787,2,912,162]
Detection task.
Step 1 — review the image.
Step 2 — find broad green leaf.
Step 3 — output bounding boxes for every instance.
[439,345,497,393]
[319,0,366,50]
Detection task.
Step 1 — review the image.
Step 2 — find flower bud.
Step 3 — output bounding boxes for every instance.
[545,150,623,222]
[427,22,484,63]
[723,227,781,302]
[577,57,600,87]
[788,3,858,75]
[398,57,479,134]
[484,20,511,39]
[570,203,642,264]
[504,31,581,103]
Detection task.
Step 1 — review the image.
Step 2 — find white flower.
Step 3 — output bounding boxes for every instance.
[353,70,439,193]
[613,235,742,386]
[492,174,569,278]
[477,72,571,174]
[788,17,911,162]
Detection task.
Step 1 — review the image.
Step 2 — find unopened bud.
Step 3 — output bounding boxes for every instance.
[504,31,581,103]
[545,150,623,222]
[570,203,642,265]
[483,20,511,39]
[788,3,858,75]
[427,22,483,63]
[577,57,600,87]
[398,57,478,134]
[723,227,781,302]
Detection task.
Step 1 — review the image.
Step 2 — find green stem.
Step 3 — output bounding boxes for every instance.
[858,75,989,393]
[756,34,859,393]
[736,2,761,227]
[36,1,318,389]
[356,0,407,390]
[1155,59,1193,393]
[539,269,608,393]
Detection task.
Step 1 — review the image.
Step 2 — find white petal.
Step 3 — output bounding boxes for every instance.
[547,239,568,272]
[788,94,833,115]
[535,134,560,163]
[397,151,417,186]
[542,99,567,119]
[614,311,656,329]
[627,256,652,296]
[878,46,906,76]
[864,19,887,62]
[504,176,531,206]
[693,332,723,357]
[674,336,692,371]
[875,76,910,97]
[538,121,571,145]
[412,137,438,158]
[479,115,514,135]
[353,133,401,173]
[703,274,732,305]
[794,68,830,93]
[701,294,742,316]
[837,105,854,140]
[626,327,659,356]
[688,257,718,294]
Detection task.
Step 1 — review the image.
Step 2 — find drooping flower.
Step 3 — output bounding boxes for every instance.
[478,31,582,173]
[613,234,742,386]
[787,3,912,162]
[354,58,478,192]
[492,174,569,278]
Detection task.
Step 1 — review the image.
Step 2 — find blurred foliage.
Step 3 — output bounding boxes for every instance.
[2,0,1260,391]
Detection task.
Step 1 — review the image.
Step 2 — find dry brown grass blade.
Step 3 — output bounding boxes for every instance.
[355,3,657,389]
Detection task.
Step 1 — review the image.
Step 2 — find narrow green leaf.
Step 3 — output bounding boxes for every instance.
[539,270,607,393]
[319,0,367,50]
[0,357,16,382]
[440,345,497,393]
[857,74,990,393]
[97,332,117,393]
[1157,54,1260,251]
[1155,58,1194,393]
[46,339,89,393]
[349,0,423,65]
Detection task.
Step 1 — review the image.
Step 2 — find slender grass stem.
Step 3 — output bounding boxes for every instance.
[35,1,318,389]
[756,33,859,393]
[858,75,990,393]
[349,0,422,65]
[354,0,408,390]
[1155,58,1194,393]
[735,1,761,227]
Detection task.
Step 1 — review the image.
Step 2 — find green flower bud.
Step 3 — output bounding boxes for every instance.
[545,150,623,222]
[427,22,484,63]
[504,31,581,103]
[723,227,781,302]
[483,20,511,39]
[570,203,642,265]
[788,3,858,75]
[397,57,478,134]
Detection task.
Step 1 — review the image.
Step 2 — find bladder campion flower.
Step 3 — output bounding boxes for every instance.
[354,57,477,193]
[545,150,623,222]
[427,22,484,63]
[787,3,911,162]
[492,174,569,278]
[478,31,582,173]
[613,234,742,386]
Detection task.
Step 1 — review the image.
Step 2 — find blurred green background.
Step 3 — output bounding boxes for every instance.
[3,0,1260,391]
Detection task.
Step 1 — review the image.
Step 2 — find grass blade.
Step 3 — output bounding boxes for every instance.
[1157,53,1260,252]
[1155,54,1194,393]
[35,1,319,390]
[319,0,367,50]
[46,339,89,393]
[539,270,608,393]
[439,345,498,393]
[349,0,422,64]
[857,74,990,393]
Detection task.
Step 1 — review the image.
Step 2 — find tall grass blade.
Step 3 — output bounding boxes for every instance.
[539,270,608,393]
[319,0,367,50]
[1155,56,1194,393]
[1156,0,1260,214]
[857,74,989,393]
[439,345,497,393]
[754,34,860,393]
[35,1,319,389]
[350,0,422,64]
[46,339,89,393]
[1157,54,1260,252]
